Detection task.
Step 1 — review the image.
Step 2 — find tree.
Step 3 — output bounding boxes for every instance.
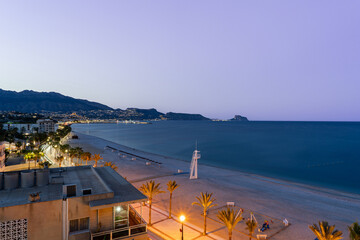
[60,144,70,154]
[103,161,118,171]
[81,152,92,165]
[217,207,243,240]
[166,180,179,218]
[246,217,257,240]
[92,154,103,167]
[309,221,343,240]
[349,222,360,240]
[192,192,217,235]
[15,141,22,151]
[139,180,164,226]
[69,148,77,165]
[74,147,83,164]
[56,155,64,167]
[24,152,35,170]
[33,150,44,168]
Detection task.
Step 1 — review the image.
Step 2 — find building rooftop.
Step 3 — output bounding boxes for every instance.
[0,166,146,208]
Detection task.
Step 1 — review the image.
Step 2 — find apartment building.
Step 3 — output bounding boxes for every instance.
[37,119,57,133]
[0,166,148,240]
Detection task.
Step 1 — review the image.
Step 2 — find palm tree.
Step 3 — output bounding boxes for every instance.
[309,221,343,240]
[349,222,360,240]
[246,217,257,240]
[166,180,179,218]
[24,152,35,170]
[217,207,243,240]
[92,154,103,167]
[139,180,164,226]
[60,144,70,154]
[192,192,217,235]
[33,150,44,168]
[56,155,64,167]
[81,152,92,165]
[103,161,118,171]
[69,148,77,165]
[74,147,83,164]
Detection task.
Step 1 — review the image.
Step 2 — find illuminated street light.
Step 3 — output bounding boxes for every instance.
[180,215,185,240]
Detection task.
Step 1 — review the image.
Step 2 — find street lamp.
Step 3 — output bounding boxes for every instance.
[180,215,185,240]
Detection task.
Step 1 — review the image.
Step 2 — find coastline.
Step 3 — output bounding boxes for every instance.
[68,131,360,240]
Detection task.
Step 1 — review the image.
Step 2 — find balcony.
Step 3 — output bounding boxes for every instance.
[91,205,147,240]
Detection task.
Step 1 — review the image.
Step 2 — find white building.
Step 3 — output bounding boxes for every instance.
[3,123,38,134]
[36,119,57,133]
[0,141,5,171]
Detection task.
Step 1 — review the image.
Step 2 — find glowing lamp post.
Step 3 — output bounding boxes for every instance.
[180,215,185,240]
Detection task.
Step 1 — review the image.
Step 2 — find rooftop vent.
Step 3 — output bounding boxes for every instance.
[82,188,92,195]
[4,172,19,190]
[21,170,35,188]
[36,169,49,186]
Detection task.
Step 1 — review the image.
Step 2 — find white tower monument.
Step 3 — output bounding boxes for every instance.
[190,145,200,179]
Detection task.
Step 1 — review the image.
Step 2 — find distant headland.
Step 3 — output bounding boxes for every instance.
[230,115,249,121]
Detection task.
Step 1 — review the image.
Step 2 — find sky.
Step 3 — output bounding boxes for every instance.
[0,1,359,121]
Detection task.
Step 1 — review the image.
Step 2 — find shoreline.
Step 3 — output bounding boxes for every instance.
[68,131,360,240]
[73,130,360,200]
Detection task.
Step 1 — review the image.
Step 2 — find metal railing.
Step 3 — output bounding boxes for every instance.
[91,224,146,240]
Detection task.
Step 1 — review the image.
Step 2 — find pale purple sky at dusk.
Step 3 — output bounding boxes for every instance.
[0,1,359,121]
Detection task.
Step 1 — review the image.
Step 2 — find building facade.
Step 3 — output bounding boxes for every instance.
[36,119,57,133]
[3,123,38,134]
[0,166,148,240]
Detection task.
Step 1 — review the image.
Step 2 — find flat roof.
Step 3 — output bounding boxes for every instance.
[0,166,146,208]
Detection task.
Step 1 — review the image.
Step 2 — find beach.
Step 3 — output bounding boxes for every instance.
[68,132,360,240]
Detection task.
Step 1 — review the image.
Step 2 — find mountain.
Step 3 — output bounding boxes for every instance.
[0,89,112,112]
[164,112,209,120]
[230,115,249,121]
[123,108,163,120]
[0,89,210,120]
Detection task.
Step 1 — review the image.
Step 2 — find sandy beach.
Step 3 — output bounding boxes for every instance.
[67,131,360,240]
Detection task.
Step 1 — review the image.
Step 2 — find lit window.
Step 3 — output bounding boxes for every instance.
[114,205,128,228]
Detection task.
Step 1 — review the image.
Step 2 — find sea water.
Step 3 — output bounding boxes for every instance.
[72,121,360,194]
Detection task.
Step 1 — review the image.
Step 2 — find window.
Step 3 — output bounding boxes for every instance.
[69,217,89,233]
[69,219,79,232]
[79,218,89,230]
[114,205,129,229]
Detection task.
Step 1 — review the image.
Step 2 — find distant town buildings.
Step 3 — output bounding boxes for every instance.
[0,166,147,240]
[2,119,57,134]
[0,142,5,171]
[3,123,38,134]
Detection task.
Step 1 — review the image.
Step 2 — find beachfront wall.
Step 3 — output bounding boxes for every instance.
[0,200,63,240]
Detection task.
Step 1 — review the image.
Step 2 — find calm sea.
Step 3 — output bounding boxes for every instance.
[72,121,360,194]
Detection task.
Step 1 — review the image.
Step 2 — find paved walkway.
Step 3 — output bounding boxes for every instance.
[133,204,226,240]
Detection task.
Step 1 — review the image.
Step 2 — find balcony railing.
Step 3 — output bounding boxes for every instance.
[91,224,146,240]
[91,205,147,240]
